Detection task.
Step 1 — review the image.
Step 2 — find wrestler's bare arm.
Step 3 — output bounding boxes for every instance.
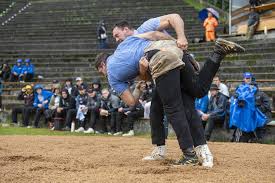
[135,31,175,41]
[158,14,188,50]
[139,57,151,81]
[120,82,145,107]
[120,89,137,107]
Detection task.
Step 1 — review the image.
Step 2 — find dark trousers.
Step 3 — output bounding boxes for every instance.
[126,110,144,131]
[23,73,34,82]
[151,68,194,150]
[12,107,23,123]
[34,108,49,127]
[204,117,225,141]
[99,112,118,133]
[0,95,2,109]
[10,73,22,82]
[181,93,207,147]
[87,108,99,129]
[23,106,34,126]
[12,106,34,126]
[180,56,221,98]
[65,109,76,128]
[0,71,10,81]
[150,57,221,149]
[117,112,126,132]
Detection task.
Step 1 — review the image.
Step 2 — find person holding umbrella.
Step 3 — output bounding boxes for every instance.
[203,10,218,42]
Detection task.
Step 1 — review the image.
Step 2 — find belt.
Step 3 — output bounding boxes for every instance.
[144,49,160,61]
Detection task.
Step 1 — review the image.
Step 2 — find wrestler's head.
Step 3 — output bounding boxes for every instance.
[112,20,134,43]
[95,53,110,76]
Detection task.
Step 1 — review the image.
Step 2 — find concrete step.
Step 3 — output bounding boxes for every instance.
[1,22,204,30]
[219,65,275,73]
[221,59,275,67]
[218,72,275,80]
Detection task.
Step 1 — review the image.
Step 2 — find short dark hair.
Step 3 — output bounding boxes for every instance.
[94,53,110,70]
[214,75,221,81]
[113,20,133,30]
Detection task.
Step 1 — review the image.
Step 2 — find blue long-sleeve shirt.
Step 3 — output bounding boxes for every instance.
[195,95,209,113]
[11,65,23,75]
[33,90,53,109]
[22,64,35,75]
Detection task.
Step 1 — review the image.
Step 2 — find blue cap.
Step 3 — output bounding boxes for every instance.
[34,84,43,90]
[17,59,23,63]
[243,72,252,79]
[25,58,31,63]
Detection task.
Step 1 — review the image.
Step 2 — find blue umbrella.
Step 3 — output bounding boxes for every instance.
[198,8,219,21]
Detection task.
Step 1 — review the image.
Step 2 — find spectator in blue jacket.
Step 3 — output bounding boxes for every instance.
[33,84,53,128]
[22,59,35,82]
[203,84,228,140]
[10,59,24,82]
[195,95,209,116]
[230,72,271,143]
[195,95,209,128]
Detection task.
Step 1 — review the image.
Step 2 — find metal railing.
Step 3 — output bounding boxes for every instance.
[0,1,16,18]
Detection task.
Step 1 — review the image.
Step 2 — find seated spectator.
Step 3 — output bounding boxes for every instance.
[0,63,11,82]
[246,7,260,39]
[249,0,262,7]
[91,78,102,95]
[230,72,271,142]
[203,11,218,42]
[74,85,89,132]
[63,78,76,96]
[139,81,153,119]
[84,88,101,134]
[117,101,144,136]
[11,84,34,126]
[98,88,120,134]
[72,77,88,97]
[203,84,228,140]
[22,59,35,82]
[273,95,275,110]
[212,76,229,98]
[0,78,2,111]
[195,94,209,127]
[53,89,75,130]
[47,84,61,130]
[10,59,24,82]
[33,84,53,128]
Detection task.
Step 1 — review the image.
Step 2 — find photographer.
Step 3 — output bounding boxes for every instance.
[230,72,271,142]
[11,85,34,126]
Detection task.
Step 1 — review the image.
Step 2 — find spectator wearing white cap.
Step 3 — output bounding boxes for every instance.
[72,77,88,97]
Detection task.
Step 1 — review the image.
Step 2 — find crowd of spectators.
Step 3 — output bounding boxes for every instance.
[0,58,35,82]
[0,59,273,141]
[10,77,154,137]
[195,72,272,143]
